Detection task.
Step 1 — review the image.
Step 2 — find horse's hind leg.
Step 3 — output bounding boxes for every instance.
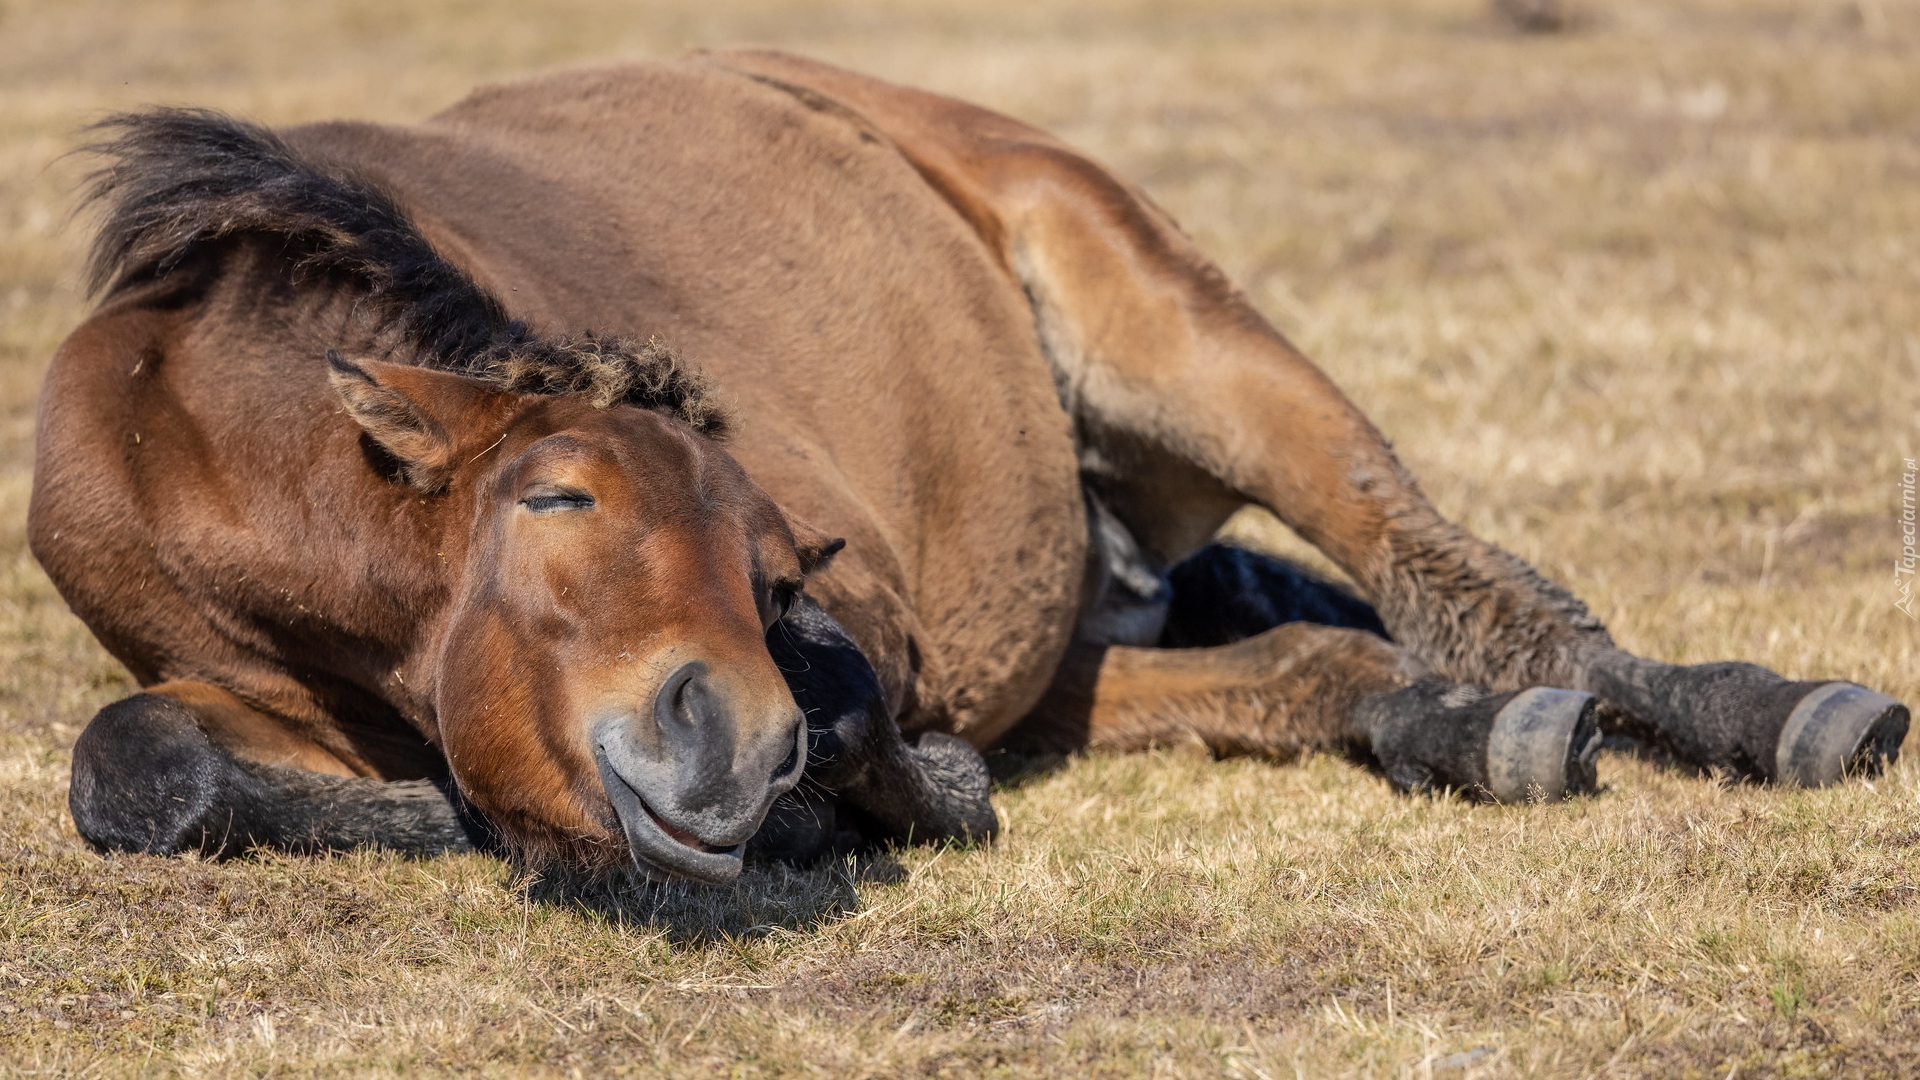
[1016,622,1602,802]
[728,53,1909,787]
[69,682,483,857]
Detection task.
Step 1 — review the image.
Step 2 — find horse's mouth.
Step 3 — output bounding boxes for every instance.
[592,745,747,885]
[639,797,740,856]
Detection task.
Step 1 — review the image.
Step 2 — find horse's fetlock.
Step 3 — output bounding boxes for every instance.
[1357,679,1498,796]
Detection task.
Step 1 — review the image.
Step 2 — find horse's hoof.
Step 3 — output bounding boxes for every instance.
[1486,687,1602,803]
[904,732,1000,842]
[1774,683,1909,787]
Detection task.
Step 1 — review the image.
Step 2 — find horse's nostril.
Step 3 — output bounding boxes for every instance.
[672,675,696,721]
[653,661,711,732]
[769,715,805,787]
[772,735,800,782]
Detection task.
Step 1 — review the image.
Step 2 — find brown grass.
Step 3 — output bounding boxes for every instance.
[4,0,1919,1075]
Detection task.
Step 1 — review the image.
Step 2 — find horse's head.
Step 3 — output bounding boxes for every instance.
[329,353,835,882]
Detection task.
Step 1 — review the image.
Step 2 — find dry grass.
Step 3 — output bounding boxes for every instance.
[3,0,1919,1075]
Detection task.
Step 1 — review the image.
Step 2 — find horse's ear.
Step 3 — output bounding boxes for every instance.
[786,511,845,577]
[327,351,504,492]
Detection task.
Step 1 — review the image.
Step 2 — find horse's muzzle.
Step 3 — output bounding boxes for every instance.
[591,662,807,884]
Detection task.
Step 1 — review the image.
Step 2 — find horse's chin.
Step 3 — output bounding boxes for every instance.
[593,745,748,885]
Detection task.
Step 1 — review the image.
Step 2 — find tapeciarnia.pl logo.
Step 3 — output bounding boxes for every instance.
[1898,458,1917,619]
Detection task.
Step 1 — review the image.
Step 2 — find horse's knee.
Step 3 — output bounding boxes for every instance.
[69,693,226,855]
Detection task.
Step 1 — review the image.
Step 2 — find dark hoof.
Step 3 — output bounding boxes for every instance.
[1486,687,1602,803]
[1775,683,1909,787]
[1359,681,1597,801]
[902,732,1000,842]
[70,694,224,855]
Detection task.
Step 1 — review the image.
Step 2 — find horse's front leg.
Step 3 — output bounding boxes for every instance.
[750,595,997,865]
[69,681,486,857]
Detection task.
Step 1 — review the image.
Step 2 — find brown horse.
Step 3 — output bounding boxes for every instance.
[31,51,1907,884]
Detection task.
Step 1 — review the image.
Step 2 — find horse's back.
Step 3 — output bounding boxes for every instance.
[284,58,1087,739]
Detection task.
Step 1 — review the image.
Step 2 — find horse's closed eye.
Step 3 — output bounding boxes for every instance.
[521,490,596,513]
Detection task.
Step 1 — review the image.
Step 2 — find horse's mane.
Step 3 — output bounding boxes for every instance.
[78,107,731,437]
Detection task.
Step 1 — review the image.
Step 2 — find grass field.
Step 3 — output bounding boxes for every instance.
[3,0,1919,1075]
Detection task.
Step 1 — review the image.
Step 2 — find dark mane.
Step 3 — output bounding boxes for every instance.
[78,107,730,437]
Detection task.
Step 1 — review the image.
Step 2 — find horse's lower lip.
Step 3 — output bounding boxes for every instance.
[593,748,746,885]
[639,797,739,856]
[637,795,741,853]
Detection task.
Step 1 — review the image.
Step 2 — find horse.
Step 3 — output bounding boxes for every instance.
[31,50,1908,884]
